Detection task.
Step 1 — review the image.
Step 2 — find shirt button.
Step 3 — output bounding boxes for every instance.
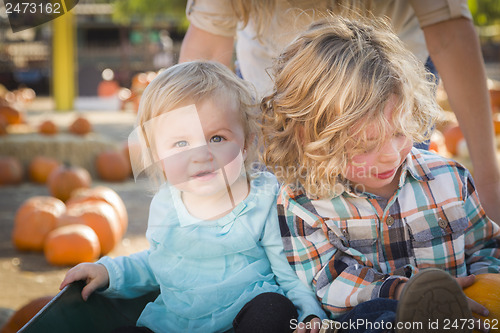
[386,216,395,226]
[342,229,350,240]
[438,218,448,228]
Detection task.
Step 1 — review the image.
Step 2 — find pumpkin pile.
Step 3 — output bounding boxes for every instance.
[11,186,128,266]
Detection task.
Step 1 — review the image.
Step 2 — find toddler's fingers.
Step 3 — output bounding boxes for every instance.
[81,278,102,301]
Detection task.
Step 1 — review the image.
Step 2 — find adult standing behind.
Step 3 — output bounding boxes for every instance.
[179,0,500,224]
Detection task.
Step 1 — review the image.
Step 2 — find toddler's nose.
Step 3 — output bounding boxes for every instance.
[192,144,214,162]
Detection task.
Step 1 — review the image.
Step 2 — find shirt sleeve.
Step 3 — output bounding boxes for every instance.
[97,248,159,298]
[462,169,500,273]
[278,188,411,318]
[186,0,238,37]
[409,0,472,28]
[260,197,328,322]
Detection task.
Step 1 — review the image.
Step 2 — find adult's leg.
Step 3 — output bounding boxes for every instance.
[233,292,298,333]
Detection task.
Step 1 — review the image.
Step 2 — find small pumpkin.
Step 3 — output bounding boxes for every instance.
[97,80,120,97]
[44,224,101,266]
[0,156,23,185]
[29,156,60,184]
[443,125,464,156]
[67,186,128,237]
[0,105,24,125]
[0,295,53,333]
[95,150,132,182]
[463,273,500,332]
[12,196,66,251]
[57,201,121,255]
[0,114,8,136]
[68,116,92,136]
[47,163,92,201]
[38,120,58,135]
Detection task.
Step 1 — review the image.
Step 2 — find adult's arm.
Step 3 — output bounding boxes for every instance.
[178,24,235,67]
[423,17,500,223]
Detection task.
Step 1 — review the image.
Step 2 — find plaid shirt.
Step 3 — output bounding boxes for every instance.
[278,148,500,318]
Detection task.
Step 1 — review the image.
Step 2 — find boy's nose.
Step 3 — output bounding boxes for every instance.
[378,139,400,163]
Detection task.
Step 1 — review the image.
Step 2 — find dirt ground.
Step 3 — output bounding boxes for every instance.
[0,100,154,328]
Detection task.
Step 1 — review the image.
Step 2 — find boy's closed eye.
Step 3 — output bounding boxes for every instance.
[210,135,226,143]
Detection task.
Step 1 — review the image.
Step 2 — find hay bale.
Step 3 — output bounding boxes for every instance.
[0,133,117,177]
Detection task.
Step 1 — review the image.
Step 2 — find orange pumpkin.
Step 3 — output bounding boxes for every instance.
[97,80,120,97]
[68,116,92,136]
[0,295,53,333]
[66,186,128,237]
[38,120,58,135]
[29,156,60,184]
[12,196,66,251]
[47,163,92,201]
[44,224,101,266]
[0,105,24,125]
[95,150,132,182]
[443,125,464,156]
[463,273,500,332]
[58,201,121,255]
[0,156,23,185]
[0,114,8,136]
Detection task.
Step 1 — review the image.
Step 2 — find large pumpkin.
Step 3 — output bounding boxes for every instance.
[29,156,60,184]
[57,201,121,255]
[95,150,132,182]
[44,224,101,266]
[0,295,53,333]
[12,196,66,251]
[66,186,128,237]
[0,156,23,185]
[47,163,92,201]
[463,273,500,332]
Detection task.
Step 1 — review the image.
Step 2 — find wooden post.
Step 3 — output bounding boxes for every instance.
[52,9,76,111]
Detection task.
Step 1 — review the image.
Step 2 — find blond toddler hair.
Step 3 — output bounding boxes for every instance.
[135,61,259,186]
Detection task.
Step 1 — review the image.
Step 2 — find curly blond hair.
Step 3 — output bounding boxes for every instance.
[136,61,260,186]
[261,15,441,199]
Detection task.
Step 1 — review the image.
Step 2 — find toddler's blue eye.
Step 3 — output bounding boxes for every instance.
[174,141,188,148]
[210,135,225,143]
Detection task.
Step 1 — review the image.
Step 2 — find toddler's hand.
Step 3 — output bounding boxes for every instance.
[59,263,109,301]
[296,316,322,333]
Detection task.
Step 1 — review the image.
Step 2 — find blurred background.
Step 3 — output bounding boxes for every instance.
[0,0,188,110]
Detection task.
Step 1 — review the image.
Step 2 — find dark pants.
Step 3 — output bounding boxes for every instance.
[112,292,298,333]
[233,292,298,333]
[336,298,398,333]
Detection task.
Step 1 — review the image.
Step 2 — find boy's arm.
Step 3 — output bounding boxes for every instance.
[261,203,328,322]
[97,248,159,298]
